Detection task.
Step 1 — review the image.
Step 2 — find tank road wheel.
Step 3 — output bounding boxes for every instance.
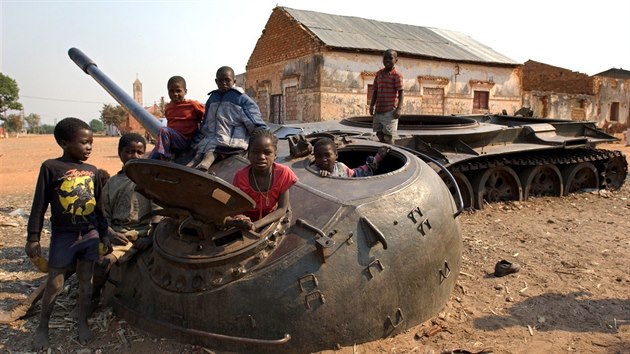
[602,156,628,190]
[561,162,599,195]
[472,166,522,209]
[441,171,474,210]
[519,164,563,200]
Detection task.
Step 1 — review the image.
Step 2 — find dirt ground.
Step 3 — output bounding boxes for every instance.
[1,135,629,354]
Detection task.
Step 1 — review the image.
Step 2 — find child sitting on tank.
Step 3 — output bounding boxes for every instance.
[223,128,298,231]
[312,137,390,178]
[149,76,205,160]
[25,117,111,350]
[93,133,163,305]
[188,66,267,172]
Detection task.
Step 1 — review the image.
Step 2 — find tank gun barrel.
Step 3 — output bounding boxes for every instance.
[68,47,162,138]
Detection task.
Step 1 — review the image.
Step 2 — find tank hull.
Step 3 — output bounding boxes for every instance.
[293,115,628,209]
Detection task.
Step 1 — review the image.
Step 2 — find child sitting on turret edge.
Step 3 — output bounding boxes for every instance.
[224,128,298,231]
[25,117,110,350]
[93,133,162,307]
[312,137,390,177]
[188,66,267,171]
[149,76,205,160]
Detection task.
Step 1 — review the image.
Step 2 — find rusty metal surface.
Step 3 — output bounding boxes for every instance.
[124,159,255,224]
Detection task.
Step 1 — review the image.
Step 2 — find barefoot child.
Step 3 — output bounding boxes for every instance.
[225,128,298,230]
[149,76,205,160]
[312,137,390,177]
[25,117,110,349]
[93,133,162,305]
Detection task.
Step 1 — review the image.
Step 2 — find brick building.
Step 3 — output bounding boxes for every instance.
[243,7,522,123]
[522,60,629,131]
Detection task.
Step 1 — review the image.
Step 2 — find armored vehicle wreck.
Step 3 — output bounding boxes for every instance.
[69,48,463,353]
[298,114,627,209]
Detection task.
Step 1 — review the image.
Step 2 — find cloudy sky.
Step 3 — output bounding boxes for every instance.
[2,0,629,125]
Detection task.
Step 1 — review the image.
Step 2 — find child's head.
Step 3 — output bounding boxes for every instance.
[382,49,398,70]
[313,138,338,173]
[54,117,93,162]
[167,76,187,103]
[248,128,278,174]
[215,66,235,93]
[118,133,146,165]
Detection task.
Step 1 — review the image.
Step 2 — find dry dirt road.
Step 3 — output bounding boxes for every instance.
[1,135,629,354]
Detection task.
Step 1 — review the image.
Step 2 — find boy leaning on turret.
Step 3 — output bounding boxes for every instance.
[369,49,404,144]
[25,117,110,350]
[188,66,267,172]
[92,133,162,307]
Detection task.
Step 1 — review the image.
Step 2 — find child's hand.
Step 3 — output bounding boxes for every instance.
[25,241,41,258]
[225,215,255,230]
[101,236,112,253]
[111,232,130,246]
[319,170,331,177]
[377,146,391,160]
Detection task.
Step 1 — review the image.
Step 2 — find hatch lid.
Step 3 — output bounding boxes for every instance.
[124,160,255,224]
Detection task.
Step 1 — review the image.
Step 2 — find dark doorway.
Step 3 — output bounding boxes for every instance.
[270,94,284,124]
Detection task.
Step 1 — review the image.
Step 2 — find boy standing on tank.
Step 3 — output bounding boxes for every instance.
[93,133,162,305]
[369,49,404,144]
[149,76,205,160]
[189,66,267,171]
[25,117,110,350]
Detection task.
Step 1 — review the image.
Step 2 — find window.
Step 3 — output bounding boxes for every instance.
[610,102,619,122]
[473,91,489,110]
[367,84,374,104]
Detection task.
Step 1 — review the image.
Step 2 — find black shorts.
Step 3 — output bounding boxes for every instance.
[48,229,99,269]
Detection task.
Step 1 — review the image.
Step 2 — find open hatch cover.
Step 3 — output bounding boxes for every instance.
[124,160,255,224]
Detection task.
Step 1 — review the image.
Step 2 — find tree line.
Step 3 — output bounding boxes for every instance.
[1,73,135,135]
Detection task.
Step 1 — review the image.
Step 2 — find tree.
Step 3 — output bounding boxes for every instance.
[4,113,24,132]
[100,103,127,128]
[90,118,104,132]
[40,124,55,134]
[0,73,23,120]
[24,113,41,133]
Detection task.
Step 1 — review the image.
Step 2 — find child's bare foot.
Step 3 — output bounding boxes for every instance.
[194,152,215,171]
[31,325,49,350]
[186,153,203,168]
[78,322,94,344]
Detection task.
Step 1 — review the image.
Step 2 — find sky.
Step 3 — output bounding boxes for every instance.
[2,0,629,126]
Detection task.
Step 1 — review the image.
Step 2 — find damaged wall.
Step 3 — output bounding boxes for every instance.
[594,76,630,132]
[521,60,629,131]
[245,50,522,122]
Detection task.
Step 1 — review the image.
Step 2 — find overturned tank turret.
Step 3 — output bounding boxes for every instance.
[69,48,463,353]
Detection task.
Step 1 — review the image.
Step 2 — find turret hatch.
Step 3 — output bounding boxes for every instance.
[124,160,255,224]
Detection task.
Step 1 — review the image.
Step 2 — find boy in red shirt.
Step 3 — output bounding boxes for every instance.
[149,76,205,160]
[369,49,404,144]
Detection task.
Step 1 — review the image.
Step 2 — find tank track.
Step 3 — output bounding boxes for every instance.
[450,148,627,178]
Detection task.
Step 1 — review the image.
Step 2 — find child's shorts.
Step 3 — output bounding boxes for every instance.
[48,229,99,269]
[372,110,398,136]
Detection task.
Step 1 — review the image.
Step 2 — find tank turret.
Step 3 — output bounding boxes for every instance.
[69,48,463,353]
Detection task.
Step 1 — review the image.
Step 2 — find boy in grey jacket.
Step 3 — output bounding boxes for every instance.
[189,66,267,171]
